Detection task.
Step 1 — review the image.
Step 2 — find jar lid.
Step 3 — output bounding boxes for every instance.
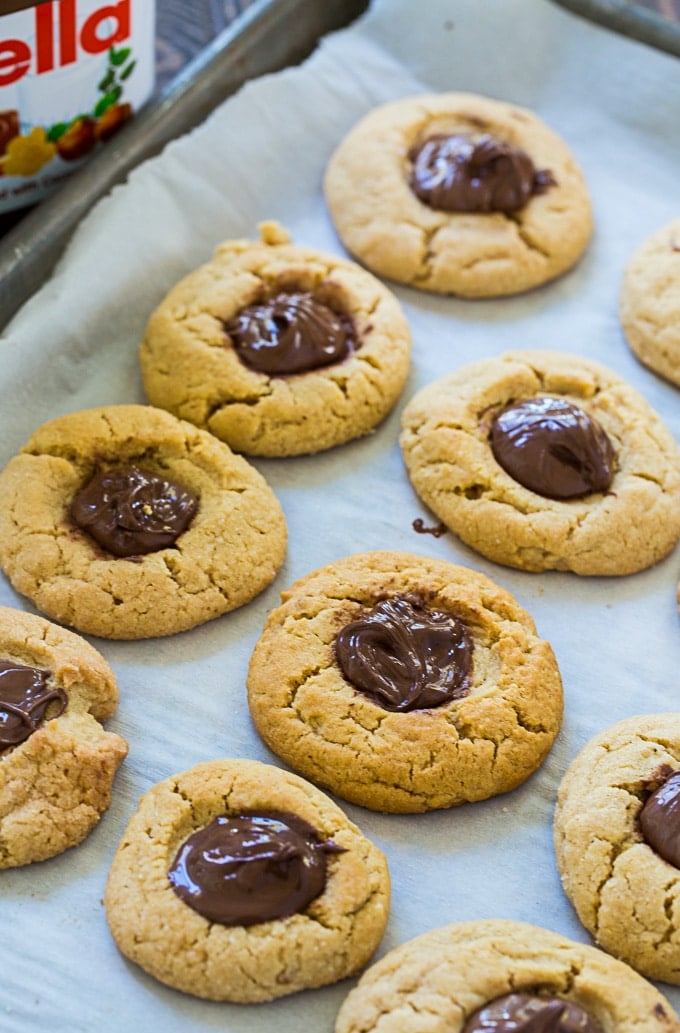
[2,1,52,14]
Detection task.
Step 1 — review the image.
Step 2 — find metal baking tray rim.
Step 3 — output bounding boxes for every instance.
[1,0,678,334]
[0,0,370,332]
[552,0,680,57]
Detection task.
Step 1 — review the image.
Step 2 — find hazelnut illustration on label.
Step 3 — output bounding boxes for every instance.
[1,46,135,175]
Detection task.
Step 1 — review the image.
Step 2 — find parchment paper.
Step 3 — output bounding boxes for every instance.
[2,1,680,1029]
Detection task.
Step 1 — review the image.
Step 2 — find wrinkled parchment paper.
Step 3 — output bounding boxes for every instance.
[2,0,680,1029]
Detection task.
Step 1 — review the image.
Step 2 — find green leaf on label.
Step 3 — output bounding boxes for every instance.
[93,87,122,117]
[46,122,69,142]
[119,59,136,81]
[98,69,115,92]
[110,46,131,66]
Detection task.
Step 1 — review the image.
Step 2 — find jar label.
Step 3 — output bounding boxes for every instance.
[0,0,155,212]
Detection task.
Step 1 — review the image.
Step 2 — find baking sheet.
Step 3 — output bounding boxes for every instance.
[2,0,680,1029]
[553,0,680,57]
[0,0,370,331]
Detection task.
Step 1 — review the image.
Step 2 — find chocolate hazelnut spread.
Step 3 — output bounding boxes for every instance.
[335,594,472,712]
[71,465,198,557]
[463,992,601,1033]
[224,290,356,375]
[412,517,447,538]
[0,659,67,749]
[408,133,554,213]
[167,811,344,926]
[640,769,680,868]
[489,396,615,500]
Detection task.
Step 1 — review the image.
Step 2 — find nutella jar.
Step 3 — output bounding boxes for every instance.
[0,0,155,214]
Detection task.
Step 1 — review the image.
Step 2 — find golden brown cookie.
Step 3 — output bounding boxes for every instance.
[324,93,592,297]
[554,714,680,986]
[247,551,562,813]
[620,218,680,387]
[0,606,127,867]
[400,350,680,575]
[334,918,679,1033]
[105,758,390,1002]
[0,404,287,639]
[139,222,412,457]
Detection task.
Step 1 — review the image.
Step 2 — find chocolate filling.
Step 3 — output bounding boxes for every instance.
[463,992,602,1033]
[0,660,67,749]
[71,465,198,557]
[489,396,615,500]
[335,594,472,712]
[225,290,356,375]
[640,769,680,868]
[409,132,554,213]
[167,811,344,926]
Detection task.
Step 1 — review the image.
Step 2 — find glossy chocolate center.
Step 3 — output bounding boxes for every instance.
[335,594,472,712]
[463,992,601,1033]
[640,770,680,868]
[71,465,198,558]
[167,811,344,926]
[0,660,67,749]
[225,290,356,374]
[408,133,554,213]
[489,396,615,500]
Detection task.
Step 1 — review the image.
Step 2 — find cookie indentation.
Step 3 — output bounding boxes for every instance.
[639,770,680,869]
[489,396,615,500]
[225,291,356,375]
[408,133,554,214]
[71,465,198,557]
[335,594,472,712]
[0,659,67,749]
[462,992,601,1033]
[168,810,344,926]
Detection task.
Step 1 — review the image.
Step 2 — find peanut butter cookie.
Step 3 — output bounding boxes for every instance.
[0,404,287,639]
[400,350,680,575]
[324,93,592,297]
[105,758,390,1002]
[247,551,562,813]
[554,714,680,986]
[334,919,679,1032]
[0,606,127,868]
[139,222,412,457]
[620,218,680,387]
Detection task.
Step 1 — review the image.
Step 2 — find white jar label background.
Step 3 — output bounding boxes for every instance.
[0,0,156,212]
